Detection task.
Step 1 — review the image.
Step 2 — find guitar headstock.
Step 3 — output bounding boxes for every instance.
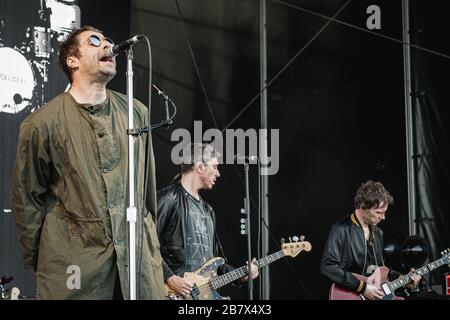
[441,248,450,265]
[281,236,312,257]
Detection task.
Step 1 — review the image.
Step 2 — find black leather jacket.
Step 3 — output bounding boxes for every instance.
[320,213,392,293]
[157,183,233,280]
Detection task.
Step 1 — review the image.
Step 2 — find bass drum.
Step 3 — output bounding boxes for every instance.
[0,47,35,114]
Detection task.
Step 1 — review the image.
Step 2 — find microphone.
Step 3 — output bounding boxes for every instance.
[234,154,258,162]
[106,35,144,57]
[152,84,165,97]
[152,84,173,127]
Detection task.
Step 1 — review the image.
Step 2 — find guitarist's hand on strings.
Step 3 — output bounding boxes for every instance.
[166,275,193,296]
[363,284,385,300]
[241,258,259,282]
[405,268,421,289]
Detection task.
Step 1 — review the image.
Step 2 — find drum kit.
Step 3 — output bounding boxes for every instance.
[0,0,79,115]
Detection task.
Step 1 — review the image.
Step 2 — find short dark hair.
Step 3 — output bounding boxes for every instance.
[58,25,103,82]
[354,180,394,209]
[180,143,220,173]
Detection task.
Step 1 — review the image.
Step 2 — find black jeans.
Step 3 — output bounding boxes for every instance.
[112,272,123,300]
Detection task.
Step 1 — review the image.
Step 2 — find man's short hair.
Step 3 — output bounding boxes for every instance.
[180,143,220,173]
[58,25,103,83]
[354,180,394,209]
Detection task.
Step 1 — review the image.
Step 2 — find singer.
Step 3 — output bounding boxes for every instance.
[11,26,165,300]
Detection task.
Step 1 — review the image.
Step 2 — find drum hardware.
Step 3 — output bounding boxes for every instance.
[0,0,79,115]
[0,276,12,299]
[32,26,55,58]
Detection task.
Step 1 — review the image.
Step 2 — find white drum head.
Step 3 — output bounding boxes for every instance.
[0,47,35,114]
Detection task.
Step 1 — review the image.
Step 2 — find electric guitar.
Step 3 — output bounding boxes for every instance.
[165,238,312,300]
[329,248,450,300]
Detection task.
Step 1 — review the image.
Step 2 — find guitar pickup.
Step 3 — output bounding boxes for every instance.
[381,283,392,295]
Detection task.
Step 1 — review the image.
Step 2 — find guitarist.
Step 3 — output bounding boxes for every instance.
[320,180,421,300]
[157,143,259,298]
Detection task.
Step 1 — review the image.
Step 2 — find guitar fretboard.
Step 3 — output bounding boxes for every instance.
[210,250,286,290]
[387,256,447,291]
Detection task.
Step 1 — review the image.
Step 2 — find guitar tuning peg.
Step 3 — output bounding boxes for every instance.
[280,238,285,244]
[292,236,299,242]
[300,235,305,241]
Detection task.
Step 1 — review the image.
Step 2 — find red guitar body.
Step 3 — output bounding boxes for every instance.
[329,266,404,300]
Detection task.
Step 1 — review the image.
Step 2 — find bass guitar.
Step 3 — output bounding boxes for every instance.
[166,238,312,300]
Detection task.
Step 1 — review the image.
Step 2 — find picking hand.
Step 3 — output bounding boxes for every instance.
[363,284,385,300]
[166,275,193,296]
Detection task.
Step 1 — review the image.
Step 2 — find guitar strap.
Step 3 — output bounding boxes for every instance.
[371,227,385,266]
[214,231,229,263]
[203,202,229,263]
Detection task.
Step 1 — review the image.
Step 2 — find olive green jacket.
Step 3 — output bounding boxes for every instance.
[12,90,165,299]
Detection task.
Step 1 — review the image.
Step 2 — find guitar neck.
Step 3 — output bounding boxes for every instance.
[211,250,286,290]
[387,256,447,291]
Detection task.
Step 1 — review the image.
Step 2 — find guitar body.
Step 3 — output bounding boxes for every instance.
[165,257,228,300]
[329,266,404,300]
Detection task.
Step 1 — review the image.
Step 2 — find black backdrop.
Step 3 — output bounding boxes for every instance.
[129,0,450,299]
[130,0,410,299]
[1,0,449,300]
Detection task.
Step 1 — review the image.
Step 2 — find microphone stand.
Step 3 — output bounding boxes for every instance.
[125,49,174,300]
[241,161,253,300]
[125,48,138,300]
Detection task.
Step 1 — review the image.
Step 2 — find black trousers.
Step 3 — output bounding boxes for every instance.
[112,272,124,300]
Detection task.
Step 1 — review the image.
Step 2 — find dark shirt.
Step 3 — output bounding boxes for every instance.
[364,240,380,276]
[184,192,214,272]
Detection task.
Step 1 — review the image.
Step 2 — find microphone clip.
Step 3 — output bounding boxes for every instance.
[152,84,173,128]
[152,84,169,100]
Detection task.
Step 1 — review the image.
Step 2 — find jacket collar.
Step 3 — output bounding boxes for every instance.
[350,212,362,228]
